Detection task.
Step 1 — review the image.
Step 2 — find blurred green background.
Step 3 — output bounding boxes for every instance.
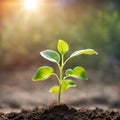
[0,0,120,83]
[0,0,120,111]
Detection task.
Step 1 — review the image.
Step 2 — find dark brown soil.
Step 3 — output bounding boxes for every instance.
[0,105,120,120]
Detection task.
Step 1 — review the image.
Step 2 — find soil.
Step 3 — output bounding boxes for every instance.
[0,104,120,120]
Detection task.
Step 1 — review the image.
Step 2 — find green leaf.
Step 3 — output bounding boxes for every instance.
[61,80,76,92]
[65,69,73,76]
[40,50,60,63]
[65,67,87,80]
[32,66,54,81]
[49,86,59,93]
[72,67,87,80]
[57,40,69,55]
[49,80,76,94]
[70,49,98,58]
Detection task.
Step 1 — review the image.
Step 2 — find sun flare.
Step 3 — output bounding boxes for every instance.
[23,0,39,11]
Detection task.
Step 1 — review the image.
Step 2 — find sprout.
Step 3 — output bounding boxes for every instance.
[32,39,98,105]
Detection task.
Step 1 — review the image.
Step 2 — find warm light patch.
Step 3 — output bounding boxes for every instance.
[23,0,39,11]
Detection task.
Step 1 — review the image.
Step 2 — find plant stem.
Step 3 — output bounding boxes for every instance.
[57,82,62,105]
[57,66,63,105]
[63,57,70,67]
[57,55,64,105]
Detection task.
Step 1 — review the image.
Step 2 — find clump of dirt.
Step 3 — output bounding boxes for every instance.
[0,104,120,120]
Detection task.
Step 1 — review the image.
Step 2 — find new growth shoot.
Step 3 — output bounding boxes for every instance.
[32,40,98,105]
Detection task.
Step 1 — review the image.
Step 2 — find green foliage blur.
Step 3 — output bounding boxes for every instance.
[0,2,120,82]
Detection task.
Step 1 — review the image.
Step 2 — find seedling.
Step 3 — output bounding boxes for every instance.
[32,40,98,105]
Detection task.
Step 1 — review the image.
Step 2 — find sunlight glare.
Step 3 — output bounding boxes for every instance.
[23,0,39,11]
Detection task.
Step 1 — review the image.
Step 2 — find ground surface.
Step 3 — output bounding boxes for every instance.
[1,105,120,120]
[0,66,120,119]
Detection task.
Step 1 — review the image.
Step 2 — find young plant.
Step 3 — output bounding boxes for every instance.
[32,40,98,105]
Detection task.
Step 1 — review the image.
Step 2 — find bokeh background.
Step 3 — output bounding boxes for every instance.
[0,0,120,112]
